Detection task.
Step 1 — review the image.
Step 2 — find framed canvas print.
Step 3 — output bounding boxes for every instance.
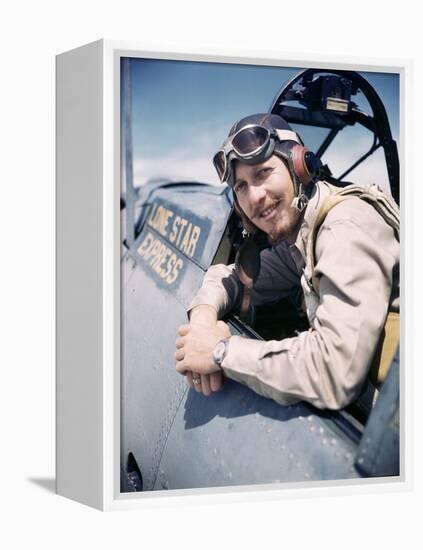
[56,40,410,511]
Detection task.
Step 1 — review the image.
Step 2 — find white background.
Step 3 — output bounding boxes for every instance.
[1,1,421,548]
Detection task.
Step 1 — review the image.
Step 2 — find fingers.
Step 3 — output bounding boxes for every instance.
[191,372,202,393]
[203,372,224,395]
[187,372,222,396]
[210,371,224,392]
[200,373,211,396]
[178,324,190,337]
[174,348,185,361]
[175,360,187,375]
[186,371,194,389]
[175,337,185,349]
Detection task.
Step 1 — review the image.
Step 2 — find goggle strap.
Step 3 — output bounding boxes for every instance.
[275,129,302,144]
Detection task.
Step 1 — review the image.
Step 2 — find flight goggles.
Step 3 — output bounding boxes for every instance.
[213,124,301,185]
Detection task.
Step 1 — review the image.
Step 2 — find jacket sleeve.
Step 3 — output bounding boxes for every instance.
[187,241,301,318]
[220,199,399,410]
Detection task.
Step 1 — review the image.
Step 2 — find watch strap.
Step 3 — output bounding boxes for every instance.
[213,338,230,367]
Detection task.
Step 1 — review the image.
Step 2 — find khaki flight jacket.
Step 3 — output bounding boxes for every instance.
[188,180,400,410]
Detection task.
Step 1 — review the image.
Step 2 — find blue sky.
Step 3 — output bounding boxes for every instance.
[122,58,399,195]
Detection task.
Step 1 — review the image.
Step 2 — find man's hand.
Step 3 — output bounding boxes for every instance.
[175,316,231,396]
[176,305,225,396]
[185,369,224,396]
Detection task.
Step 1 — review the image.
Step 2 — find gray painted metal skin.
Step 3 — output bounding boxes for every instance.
[355,350,400,478]
[121,179,399,492]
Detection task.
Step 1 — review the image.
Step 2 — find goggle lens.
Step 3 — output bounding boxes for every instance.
[213,150,227,182]
[232,126,270,156]
[213,125,282,183]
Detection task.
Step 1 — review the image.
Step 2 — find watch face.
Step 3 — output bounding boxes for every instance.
[214,340,227,365]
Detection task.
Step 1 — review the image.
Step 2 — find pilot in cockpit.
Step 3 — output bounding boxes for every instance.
[175,113,399,410]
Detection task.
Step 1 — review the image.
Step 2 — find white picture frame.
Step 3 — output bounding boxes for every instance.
[56,39,411,511]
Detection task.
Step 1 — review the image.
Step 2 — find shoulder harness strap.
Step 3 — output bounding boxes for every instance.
[307,183,399,294]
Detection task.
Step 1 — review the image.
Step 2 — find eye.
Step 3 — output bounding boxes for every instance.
[234,181,247,194]
[258,167,273,178]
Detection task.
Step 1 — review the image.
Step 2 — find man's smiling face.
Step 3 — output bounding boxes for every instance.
[233,155,302,244]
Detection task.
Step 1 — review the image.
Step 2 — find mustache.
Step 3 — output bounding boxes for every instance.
[251,198,282,219]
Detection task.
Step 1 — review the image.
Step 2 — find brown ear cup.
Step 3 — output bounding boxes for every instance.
[273,141,321,189]
[291,144,314,185]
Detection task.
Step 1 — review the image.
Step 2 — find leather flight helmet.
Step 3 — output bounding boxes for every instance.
[213,113,322,235]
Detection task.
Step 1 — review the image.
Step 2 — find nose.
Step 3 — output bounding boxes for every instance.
[248,184,267,210]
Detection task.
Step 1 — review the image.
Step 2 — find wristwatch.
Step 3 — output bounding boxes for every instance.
[213,338,230,367]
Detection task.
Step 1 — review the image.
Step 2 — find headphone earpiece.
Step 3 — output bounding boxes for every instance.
[290,144,322,185]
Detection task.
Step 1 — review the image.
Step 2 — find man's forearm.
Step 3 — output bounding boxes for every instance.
[187,263,239,319]
[189,304,218,325]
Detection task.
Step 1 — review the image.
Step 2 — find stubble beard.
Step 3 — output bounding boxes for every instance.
[267,208,303,245]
